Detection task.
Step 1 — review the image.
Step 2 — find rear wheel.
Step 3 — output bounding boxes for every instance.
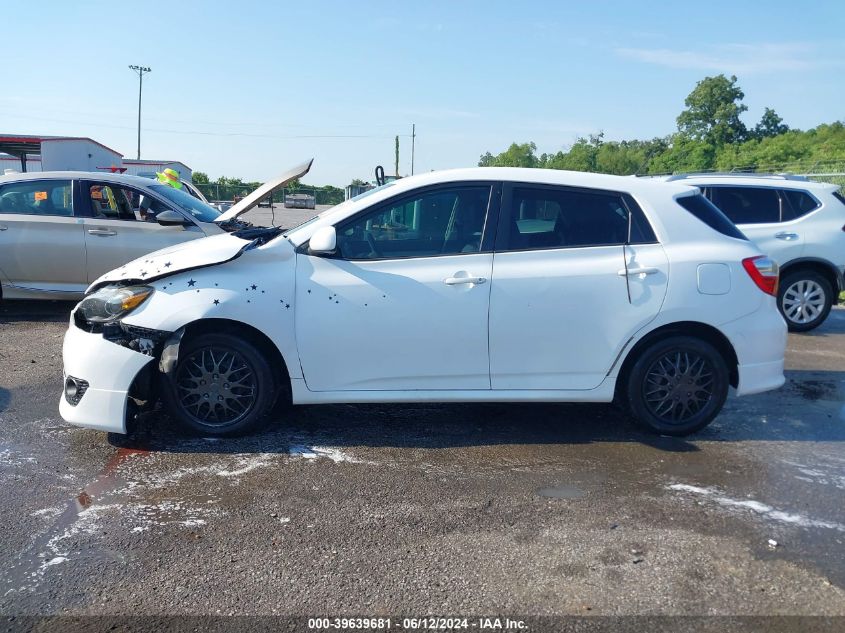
[625,336,729,436]
[161,333,277,436]
[778,271,833,333]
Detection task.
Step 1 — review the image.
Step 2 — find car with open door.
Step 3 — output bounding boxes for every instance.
[0,165,308,300]
[60,163,786,437]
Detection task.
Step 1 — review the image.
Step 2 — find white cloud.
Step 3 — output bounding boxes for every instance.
[615,42,834,74]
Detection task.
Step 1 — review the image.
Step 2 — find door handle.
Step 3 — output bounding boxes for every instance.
[444,276,487,286]
[618,267,659,277]
[87,228,117,236]
[775,232,799,241]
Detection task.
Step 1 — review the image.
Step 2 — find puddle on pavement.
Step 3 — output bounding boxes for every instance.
[791,379,845,402]
[536,471,608,500]
[0,447,148,597]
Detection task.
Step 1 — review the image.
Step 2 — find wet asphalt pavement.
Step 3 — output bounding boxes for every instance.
[0,300,844,622]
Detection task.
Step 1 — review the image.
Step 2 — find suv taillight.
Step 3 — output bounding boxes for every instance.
[742,256,779,296]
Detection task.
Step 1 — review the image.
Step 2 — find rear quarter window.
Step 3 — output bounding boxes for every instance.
[677,194,747,240]
[781,189,821,220]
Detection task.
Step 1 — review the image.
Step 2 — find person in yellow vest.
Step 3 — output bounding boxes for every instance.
[155,168,183,190]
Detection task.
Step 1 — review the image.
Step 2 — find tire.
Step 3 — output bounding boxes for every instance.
[777,271,833,333]
[625,336,729,436]
[161,332,277,437]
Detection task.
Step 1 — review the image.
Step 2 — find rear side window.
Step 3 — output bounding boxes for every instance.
[500,186,655,251]
[0,179,74,216]
[781,189,821,220]
[677,194,747,240]
[710,186,780,224]
[833,190,845,206]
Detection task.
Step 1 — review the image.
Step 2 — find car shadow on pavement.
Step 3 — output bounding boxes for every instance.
[108,365,845,456]
[0,387,9,413]
[0,300,76,323]
[109,400,707,455]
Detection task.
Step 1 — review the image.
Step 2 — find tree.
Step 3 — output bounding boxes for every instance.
[349,178,369,186]
[677,74,748,146]
[753,107,789,140]
[192,171,209,184]
[477,142,539,168]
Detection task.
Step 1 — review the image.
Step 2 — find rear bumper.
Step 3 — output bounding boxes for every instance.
[721,299,787,397]
[59,320,154,434]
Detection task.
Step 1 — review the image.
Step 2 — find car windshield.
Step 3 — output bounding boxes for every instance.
[149,184,221,222]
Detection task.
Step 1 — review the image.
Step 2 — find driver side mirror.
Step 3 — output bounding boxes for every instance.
[309,226,337,255]
[156,209,190,226]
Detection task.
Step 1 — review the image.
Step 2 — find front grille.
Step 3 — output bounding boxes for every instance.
[64,376,89,406]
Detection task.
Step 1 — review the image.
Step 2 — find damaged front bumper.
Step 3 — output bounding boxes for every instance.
[59,316,176,434]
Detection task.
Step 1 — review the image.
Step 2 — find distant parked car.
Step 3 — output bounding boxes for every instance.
[0,166,308,300]
[61,164,785,439]
[284,193,316,209]
[661,174,845,331]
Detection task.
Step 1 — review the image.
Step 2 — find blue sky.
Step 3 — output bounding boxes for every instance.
[2,0,843,185]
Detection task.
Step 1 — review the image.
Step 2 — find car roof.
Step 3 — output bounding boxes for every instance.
[0,171,160,188]
[649,173,838,192]
[375,167,698,197]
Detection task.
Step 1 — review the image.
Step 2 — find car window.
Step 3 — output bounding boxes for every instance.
[335,185,491,260]
[88,183,170,222]
[0,180,73,216]
[149,184,221,222]
[781,189,820,220]
[677,194,748,240]
[710,186,780,224]
[501,186,652,251]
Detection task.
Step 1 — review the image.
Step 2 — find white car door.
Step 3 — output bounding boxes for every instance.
[80,180,207,282]
[295,184,496,391]
[0,178,87,296]
[489,183,669,390]
[708,186,805,265]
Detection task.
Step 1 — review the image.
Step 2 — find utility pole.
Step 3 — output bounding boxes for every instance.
[128,65,151,160]
[410,123,416,175]
[394,135,399,177]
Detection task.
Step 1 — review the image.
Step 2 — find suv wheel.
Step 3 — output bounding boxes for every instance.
[626,336,729,436]
[778,271,833,333]
[161,333,277,436]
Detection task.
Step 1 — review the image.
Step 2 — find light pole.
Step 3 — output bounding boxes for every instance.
[128,65,151,160]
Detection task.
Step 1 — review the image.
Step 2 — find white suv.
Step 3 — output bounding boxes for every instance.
[662,174,845,332]
[60,163,786,438]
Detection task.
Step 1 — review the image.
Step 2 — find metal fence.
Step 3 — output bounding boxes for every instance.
[193,183,343,207]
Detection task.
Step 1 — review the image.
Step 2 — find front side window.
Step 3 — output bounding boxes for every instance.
[335,185,491,260]
[0,180,73,216]
[88,183,170,222]
[500,186,653,251]
[710,186,780,224]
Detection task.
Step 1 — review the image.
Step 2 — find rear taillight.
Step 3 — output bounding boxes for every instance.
[742,256,779,296]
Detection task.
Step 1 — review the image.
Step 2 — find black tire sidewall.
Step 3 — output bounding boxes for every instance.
[161,333,276,437]
[777,271,833,333]
[626,336,729,436]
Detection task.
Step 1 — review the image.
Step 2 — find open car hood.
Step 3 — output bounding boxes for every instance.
[214,158,314,222]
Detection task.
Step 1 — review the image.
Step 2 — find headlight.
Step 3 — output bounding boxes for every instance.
[78,285,154,324]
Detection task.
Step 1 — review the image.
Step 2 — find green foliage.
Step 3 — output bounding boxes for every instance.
[677,74,748,146]
[753,107,789,140]
[479,74,845,176]
[192,171,209,184]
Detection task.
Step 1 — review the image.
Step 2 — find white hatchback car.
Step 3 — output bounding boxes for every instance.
[660,174,845,332]
[60,162,787,437]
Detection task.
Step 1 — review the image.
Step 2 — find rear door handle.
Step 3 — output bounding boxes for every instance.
[775,232,799,241]
[618,267,658,277]
[87,228,117,236]
[444,276,487,286]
